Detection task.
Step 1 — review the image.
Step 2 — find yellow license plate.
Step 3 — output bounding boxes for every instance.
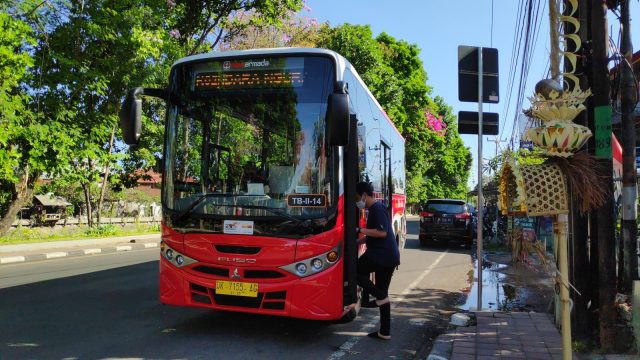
[215,280,259,297]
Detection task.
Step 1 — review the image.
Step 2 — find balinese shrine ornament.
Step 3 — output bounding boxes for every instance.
[523,80,592,157]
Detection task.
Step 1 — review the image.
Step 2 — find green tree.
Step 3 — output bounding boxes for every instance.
[318,24,471,205]
[0,9,77,235]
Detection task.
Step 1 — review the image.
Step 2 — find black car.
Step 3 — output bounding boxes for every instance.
[419,199,474,248]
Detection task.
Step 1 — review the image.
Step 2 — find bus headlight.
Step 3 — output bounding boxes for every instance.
[280,244,342,278]
[311,258,323,271]
[296,263,307,275]
[161,242,197,268]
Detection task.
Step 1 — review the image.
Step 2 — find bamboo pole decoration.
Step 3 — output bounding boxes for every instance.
[549,0,561,80]
[556,214,572,360]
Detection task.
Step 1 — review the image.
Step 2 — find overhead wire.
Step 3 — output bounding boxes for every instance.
[507,0,545,149]
[500,0,527,139]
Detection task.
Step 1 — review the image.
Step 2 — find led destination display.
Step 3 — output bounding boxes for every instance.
[194,70,303,90]
[193,58,305,90]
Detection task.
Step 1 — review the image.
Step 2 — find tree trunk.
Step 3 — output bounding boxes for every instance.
[97,125,116,225]
[0,173,34,236]
[83,182,93,227]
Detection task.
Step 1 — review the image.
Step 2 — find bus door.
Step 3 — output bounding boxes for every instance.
[381,141,392,217]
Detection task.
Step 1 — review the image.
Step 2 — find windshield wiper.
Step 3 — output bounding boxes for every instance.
[173,195,301,224]
[173,193,238,222]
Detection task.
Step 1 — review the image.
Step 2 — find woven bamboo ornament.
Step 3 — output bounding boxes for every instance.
[499,158,569,217]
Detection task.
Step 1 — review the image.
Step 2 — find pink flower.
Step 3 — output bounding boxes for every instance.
[169,29,181,39]
[167,0,176,7]
[303,0,312,11]
[424,111,447,136]
[282,34,291,42]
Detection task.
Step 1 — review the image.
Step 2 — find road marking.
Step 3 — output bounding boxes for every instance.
[144,243,158,248]
[45,252,67,259]
[116,246,133,251]
[0,256,26,264]
[84,248,102,255]
[327,250,449,360]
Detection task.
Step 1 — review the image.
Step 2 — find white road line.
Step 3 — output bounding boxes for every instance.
[327,250,449,360]
[84,248,102,255]
[144,243,158,248]
[0,256,26,264]
[116,246,132,251]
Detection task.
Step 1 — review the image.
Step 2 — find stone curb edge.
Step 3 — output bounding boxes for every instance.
[0,242,159,265]
[424,312,476,360]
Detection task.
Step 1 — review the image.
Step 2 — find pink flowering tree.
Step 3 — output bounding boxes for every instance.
[424,110,447,136]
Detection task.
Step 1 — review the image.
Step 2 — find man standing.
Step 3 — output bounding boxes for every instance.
[350,181,400,340]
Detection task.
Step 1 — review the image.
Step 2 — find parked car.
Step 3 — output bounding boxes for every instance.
[419,199,474,248]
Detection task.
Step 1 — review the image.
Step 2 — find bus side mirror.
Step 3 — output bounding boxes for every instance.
[327,81,350,146]
[120,87,143,145]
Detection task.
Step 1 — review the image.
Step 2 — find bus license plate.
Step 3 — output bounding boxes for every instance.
[216,280,259,297]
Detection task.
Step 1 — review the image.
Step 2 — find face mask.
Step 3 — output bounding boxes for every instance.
[356,195,366,209]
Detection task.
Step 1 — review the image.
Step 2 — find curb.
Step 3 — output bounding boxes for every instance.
[425,332,456,360]
[0,241,159,265]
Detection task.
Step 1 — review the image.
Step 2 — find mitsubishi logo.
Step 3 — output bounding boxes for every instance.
[231,268,241,279]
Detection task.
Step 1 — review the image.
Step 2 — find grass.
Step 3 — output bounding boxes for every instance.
[0,223,161,245]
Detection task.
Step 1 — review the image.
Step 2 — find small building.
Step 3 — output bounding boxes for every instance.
[134,170,162,197]
[33,193,72,224]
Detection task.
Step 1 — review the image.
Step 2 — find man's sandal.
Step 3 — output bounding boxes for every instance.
[341,303,357,317]
[375,297,390,306]
[367,331,391,340]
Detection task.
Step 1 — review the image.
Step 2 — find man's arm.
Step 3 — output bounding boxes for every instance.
[358,227,387,238]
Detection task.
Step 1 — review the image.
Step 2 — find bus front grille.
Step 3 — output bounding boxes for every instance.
[189,282,286,311]
[214,245,261,255]
[192,265,229,277]
[244,270,286,279]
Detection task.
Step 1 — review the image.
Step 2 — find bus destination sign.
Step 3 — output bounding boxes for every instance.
[194,58,304,90]
[287,194,327,208]
[195,70,303,90]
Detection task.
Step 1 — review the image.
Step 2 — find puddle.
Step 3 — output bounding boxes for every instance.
[459,259,517,311]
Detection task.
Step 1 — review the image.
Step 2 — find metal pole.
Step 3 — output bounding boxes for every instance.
[477,47,484,311]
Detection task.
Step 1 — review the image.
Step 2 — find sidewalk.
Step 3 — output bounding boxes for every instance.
[427,309,638,360]
[0,233,161,265]
[428,311,574,360]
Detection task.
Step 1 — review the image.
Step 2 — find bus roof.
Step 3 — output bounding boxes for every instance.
[172,47,343,67]
[172,47,405,142]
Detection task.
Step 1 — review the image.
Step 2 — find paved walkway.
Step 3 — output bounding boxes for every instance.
[428,311,577,360]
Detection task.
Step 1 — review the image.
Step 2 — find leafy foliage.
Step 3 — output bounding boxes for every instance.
[1,1,471,230]
[317,24,471,204]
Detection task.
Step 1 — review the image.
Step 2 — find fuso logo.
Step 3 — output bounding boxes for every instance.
[223,61,231,70]
[218,256,257,264]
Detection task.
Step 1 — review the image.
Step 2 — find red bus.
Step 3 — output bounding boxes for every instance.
[120,48,406,321]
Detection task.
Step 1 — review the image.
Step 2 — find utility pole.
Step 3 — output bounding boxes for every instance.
[488,137,506,241]
[620,0,638,291]
[567,0,592,336]
[590,0,617,350]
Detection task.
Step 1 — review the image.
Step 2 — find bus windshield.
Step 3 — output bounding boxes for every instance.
[163,56,336,226]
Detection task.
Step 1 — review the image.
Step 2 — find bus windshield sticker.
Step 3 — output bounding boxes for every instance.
[287,194,327,208]
[223,220,254,235]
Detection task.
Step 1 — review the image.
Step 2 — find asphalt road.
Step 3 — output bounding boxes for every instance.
[0,218,473,360]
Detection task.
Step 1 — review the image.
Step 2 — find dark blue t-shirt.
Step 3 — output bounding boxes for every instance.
[364,201,400,268]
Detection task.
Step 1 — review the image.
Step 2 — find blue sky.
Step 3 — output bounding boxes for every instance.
[306,0,640,188]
